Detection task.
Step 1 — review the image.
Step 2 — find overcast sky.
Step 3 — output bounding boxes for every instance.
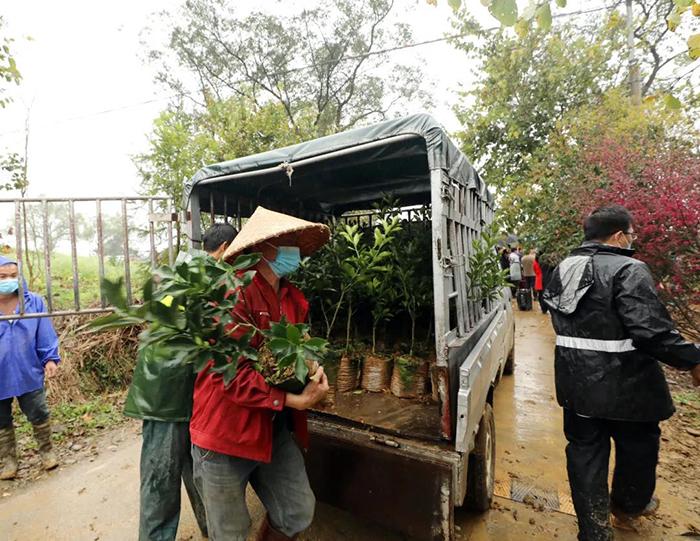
[0,0,607,202]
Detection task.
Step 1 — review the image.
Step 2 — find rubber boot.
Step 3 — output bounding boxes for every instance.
[253,515,298,541]
[32,421,58,470]
[0,427,18,480]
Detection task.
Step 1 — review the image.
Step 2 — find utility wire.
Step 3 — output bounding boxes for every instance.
[0,4,614,138]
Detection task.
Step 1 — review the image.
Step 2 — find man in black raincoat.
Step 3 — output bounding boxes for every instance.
[542,205,700,541]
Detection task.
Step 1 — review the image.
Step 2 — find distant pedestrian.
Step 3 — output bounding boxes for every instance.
[126,223,238,541]
[533,254,543,302]
[535,252,553,314]
[521,249,537,294]
[499,248,510,273]
[0,255,60,480]
[508,249,522,293]
[542,205,700,541]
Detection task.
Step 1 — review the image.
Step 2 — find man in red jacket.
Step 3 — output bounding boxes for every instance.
[190,207,330,541]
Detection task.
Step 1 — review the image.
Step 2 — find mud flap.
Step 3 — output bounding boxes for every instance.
[305,418,462,541]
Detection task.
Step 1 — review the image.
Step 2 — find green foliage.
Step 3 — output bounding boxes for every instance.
[466,224,509,306]
[296,202,433,356]
[90,253,260,386]
[150,0,429,137]
[450,0,697,64]
[0,16,21,109]
[90,253,327,389]
[365,219,402,353]
[395,355,421,385]
[535,3,552,32]
[452,20,623,201]
[295,233,346,339]
[674,390,700,407]
[689,33,700,60]
[135,97,299,213]
[261,320,328,389]
[337,215,402,351]
[393,224,433,354]
[489,0,518,27]
[0,152,26,191]
[13,398,122,446]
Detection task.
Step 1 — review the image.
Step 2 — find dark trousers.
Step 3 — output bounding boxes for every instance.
[563,409,660,541]
[524,276,536,290]
[192,421,315,541]
[0,388,50,428]
[139,420,208,541]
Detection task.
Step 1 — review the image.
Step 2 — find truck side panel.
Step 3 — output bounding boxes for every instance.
[454,305,509,455]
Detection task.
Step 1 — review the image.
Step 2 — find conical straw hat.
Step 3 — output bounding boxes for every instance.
[223,206,330,261]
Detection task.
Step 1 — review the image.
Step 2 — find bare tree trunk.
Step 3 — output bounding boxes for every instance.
[20,111,35,287]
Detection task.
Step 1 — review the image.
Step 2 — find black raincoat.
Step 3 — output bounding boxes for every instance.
[543,242,700,422]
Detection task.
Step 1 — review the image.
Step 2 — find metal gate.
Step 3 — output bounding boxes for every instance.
[0,196,177,321]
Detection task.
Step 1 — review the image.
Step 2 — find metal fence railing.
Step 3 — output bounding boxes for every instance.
[0,196,177,321]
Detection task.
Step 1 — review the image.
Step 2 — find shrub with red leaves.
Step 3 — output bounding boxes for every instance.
[576,139,700,339]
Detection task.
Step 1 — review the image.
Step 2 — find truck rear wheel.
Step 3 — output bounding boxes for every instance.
[465,403,495,511]
[503,344,515,375]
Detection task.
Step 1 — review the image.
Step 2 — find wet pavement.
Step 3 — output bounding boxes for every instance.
[0,308,697,540]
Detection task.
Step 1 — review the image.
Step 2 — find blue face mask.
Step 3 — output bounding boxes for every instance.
[266,246,301,278]
[0,278,19,295]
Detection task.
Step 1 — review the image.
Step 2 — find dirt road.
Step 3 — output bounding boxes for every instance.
[1,310,698,540]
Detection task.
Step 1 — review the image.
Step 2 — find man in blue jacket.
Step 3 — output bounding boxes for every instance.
[0,255,61,479]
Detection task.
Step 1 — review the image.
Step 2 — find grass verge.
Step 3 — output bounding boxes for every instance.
[12,393,126,451]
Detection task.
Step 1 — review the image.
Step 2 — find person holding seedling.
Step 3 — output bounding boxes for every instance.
[125,223,237,541]
[190,207,330,541]
[0,255,61,480]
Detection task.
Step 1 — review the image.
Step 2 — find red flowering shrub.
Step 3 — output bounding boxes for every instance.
[576,139,700,339]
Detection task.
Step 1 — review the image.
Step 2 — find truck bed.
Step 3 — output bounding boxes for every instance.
[313,391,443,442]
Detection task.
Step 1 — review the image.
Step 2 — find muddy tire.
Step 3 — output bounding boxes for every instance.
[503,344,515,375]
[465,403,496,511]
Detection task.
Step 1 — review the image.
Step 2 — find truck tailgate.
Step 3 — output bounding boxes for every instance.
[305,417,463,540]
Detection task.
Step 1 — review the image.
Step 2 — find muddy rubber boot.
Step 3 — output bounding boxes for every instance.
[253,515,298,541]
[611,496,660,532]
[0,427,18,480]
[32,421,58,471]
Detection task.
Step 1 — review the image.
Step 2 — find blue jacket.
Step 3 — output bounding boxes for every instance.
[0,255,61,400]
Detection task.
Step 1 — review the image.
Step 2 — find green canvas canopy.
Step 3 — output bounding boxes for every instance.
[184,113,493,216]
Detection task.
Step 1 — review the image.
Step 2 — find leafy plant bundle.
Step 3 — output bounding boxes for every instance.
[466,224,510,308]
[296,200,435,354]
[337,215,402,350]
[394,237,433,355]
[257,320,328,393]
[89,253,327,389]
[294,232,346,339]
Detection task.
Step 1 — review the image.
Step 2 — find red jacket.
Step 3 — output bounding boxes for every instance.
[534,259,543,291]
[189,273,310,463]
